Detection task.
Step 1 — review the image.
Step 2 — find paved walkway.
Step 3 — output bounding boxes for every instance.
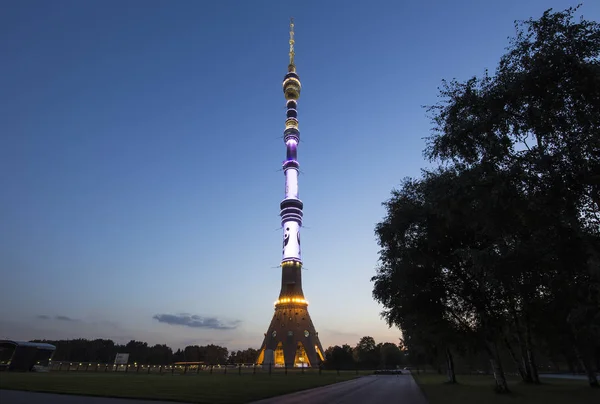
[251,373,428,404]
[540,373,595,381]
[0,390,176,404]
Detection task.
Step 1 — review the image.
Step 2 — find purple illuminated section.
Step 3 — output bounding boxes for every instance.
[286,140,297,161]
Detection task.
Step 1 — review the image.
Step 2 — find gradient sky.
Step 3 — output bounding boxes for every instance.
[1,0,598,352]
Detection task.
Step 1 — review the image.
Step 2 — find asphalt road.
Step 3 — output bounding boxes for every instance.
[540,373,594,380]
[251,373,429,404]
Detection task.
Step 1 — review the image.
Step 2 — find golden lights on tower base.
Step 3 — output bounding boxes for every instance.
[274,297,309,306]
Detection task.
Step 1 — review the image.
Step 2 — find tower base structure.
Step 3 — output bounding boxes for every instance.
[257,301,325,368]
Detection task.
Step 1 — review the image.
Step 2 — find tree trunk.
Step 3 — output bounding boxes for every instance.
[551,359,560,372]
[574,346,599,388]
[505,337,528,382]
[519,342,532,379]
[486,342,510,393]
[568,346,586,374]
[566,353,576,374]
[526,345,540,384]
[489,358,510,393]
[524,314,540,384]
[577,360,585,374]
[445,347,457,384]
[509,299,533,382]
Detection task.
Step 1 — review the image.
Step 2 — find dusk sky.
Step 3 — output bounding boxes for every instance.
[1,0,598,351]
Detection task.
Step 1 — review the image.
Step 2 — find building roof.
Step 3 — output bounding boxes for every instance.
[0,340,56,350]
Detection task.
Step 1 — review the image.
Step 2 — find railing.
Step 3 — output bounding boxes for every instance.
[46,361,377,376]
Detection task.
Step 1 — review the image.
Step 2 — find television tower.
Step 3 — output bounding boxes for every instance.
[256,19,325,368]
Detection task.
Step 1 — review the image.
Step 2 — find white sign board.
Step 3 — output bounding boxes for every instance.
[114,353,129,365]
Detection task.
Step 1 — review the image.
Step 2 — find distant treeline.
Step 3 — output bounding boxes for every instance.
[33,334,586,373]
[33,336,409,369]
[32,338,239,365]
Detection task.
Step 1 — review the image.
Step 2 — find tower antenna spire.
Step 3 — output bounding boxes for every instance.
[289,17,295,69]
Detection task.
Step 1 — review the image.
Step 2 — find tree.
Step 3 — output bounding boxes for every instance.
[200,344,228,365]
[424,4,599,387]
[378,342,404,369]
[228,348,259,364]
[374,5,599,392]
[353,336,378,369]
[184,345,201,362]
[173,348,184,363]
[124,340,149,364]
[373,167,519,391]
[324,344,355,370]
[148,344,173,365]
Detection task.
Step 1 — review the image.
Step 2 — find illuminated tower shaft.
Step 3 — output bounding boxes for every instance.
[279,17,303,299]
[257,19,325,368]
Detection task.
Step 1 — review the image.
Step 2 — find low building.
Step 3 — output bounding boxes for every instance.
[0,340,56,372]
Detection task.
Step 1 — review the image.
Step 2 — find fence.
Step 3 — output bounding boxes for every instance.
[46,361,377,376]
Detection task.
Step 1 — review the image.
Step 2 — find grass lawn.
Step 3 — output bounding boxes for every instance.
[0,371,361,403]
[413,373,600,404]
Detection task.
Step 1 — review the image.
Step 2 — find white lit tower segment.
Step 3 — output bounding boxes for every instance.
[256,19,325,368]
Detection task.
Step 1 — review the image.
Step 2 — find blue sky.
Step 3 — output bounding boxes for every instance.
[1,0,598,351]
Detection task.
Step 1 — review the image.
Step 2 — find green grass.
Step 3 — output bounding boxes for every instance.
[0,371,361,403]
[413,373,599,404]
